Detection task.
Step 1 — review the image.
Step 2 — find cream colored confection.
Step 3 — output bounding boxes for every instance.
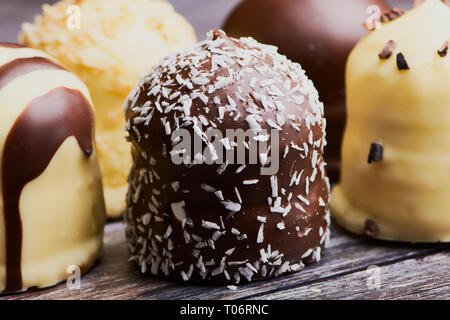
[19,0,197,217]
[0,45,106,293]
[331,0,450,242]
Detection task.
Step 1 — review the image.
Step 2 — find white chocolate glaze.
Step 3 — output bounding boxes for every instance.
[331,0,450,242]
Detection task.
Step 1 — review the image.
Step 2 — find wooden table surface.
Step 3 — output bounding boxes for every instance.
[2,221,449,300]
[0,0,448,300]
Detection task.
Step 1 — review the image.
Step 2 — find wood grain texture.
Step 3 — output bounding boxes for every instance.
[1,221,448,300]
[252,253,450,300]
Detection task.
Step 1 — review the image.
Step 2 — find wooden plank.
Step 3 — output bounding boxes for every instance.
[251,252,450,300]
[135,227,449,300]
[2,221,447,300]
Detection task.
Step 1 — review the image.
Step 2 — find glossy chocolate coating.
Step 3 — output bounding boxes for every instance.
[0,56,64,90]
[124,31,330,283]
[223,0,389,182]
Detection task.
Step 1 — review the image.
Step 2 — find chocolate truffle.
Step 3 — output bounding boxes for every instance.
[223,0,390,182]
[19,0,197,218]
[331,0,450,242]
[0,44,106,294]
[124,30,330,283]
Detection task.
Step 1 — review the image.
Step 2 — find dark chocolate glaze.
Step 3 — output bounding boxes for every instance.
[223,0,389,182]
[0,57,64,90]
[2,87,94,293]
[125,31,330,283]
[0,43,25,49]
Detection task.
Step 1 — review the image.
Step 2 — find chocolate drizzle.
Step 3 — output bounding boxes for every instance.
[0,57,64,90]
[0,43,25,49]
[2,87,94,293]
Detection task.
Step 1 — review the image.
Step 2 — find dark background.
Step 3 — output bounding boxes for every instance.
[0,0,412,43]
